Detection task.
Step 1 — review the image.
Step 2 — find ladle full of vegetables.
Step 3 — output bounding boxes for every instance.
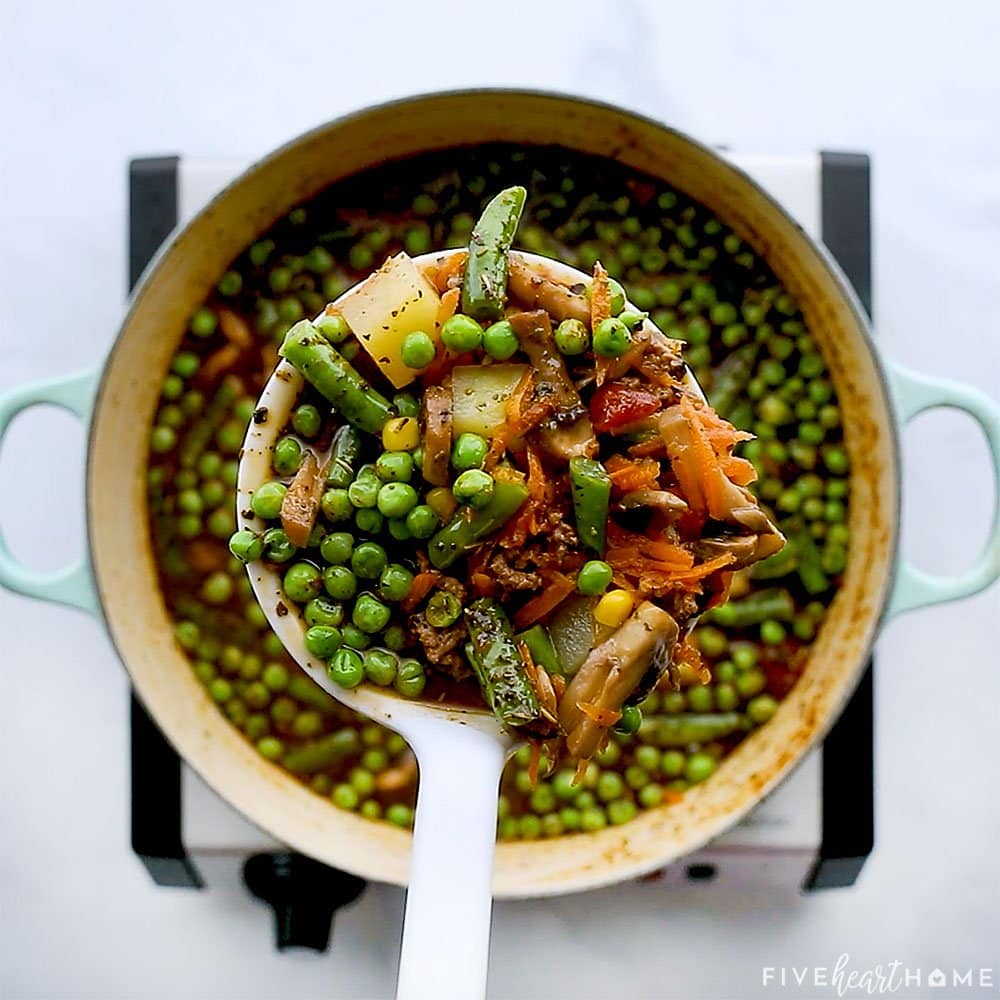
[235,188,784,999]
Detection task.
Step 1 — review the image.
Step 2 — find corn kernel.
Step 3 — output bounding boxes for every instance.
[382,417,420,452]
[594,590,633,628]
[425,486,457,521]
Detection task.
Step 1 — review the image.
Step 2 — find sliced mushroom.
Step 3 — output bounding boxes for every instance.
[280,451,328,548]
[559,602,679,761]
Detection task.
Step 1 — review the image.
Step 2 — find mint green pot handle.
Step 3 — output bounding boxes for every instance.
[885,362,1000,617]
[0,369,101,614]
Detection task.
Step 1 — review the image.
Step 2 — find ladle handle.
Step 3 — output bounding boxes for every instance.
[395,724,509,1000]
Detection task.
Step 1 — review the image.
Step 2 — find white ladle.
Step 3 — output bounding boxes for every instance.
[238,250,694,1000]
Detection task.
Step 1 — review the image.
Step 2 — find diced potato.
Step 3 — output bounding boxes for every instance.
[336,253,441,389]
[451,364,529,438]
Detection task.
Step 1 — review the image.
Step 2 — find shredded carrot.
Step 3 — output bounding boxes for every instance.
[420,251,468,293]
[680,396,728,518]
[640,539,692,564]
[577,701,622,727]
[590,261,611,327]
[471,572,497,597]
[483,435,507,472]
[401,572,440,613]
[627,435,666,458]
[525,443,547,502]
[504,369,535,436]
[513,572,576,629]
[607,457,660,493]
[200,344,241,383]
[435,287,460,329]
[218,308,253,349]
[663,787,685,804]
[671,551,736,581]
[496,502,534,549]
[720,454,757,486]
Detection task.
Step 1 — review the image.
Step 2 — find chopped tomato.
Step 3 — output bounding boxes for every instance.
[590,382,661,432]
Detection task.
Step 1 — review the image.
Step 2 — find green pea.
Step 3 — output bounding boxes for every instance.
[401,330,436,369]
[696,627,727,659]
[715,682,740,711]
[328,648,364,689]
[353,594,391,634]
[256,736,284,761]
[289,404,321,439]
[171,351,200,378]
[347,470,379,509]
[685,752,717,784]
[747,694,779,725]
[379,564,414,602]
[189,306,218,337]
[161,374,184,401]
[387,517,411,541]
[375,451,414,483]
[452,433,489,472]
[660,691,686,715]
[260,662,288,692]
[577,560,613,596]
[377,482,419,519]
[350,542,387,580]
[452,469,494,508]
[553,318,590,356]
[363,649,398,687]
[441,314,483,352]
[514,769,533,795]
[323,565,357,601]
[304,625,342,659]
[760,619,786,645]
[200,478,225,509]
[283,562,322,603]
[799,353,825,379]
[633,745,660,773]
[310,312,349,345]
[425,590,462,628]
[638,783,663,809]
[386,803,414,828]
[686,684,714,713]
[221,460,239,487]
[320,532,354,565]
[150,425,176,453]
[251,482,287,520]
[607,799,638,826]
[623,764,649,791]
[332,783,359,810]
[482,319,519,360]
[383,625,407,652]
[176,514,201,539]
[405,505,439,540]
[596,771,625,803]
[244,681,271,709]
[559,807,581,831]
[661,750,686,778]
[736,669,767,699]
[200,572,233,605]
[394,659,426,698]
[340,624,370,651]
[321,488,353,523]
[580,806,608,832]
[262,527,296,563]
[592,317,632,358]
[227,529,262,563]
[273,436,302,476]
[614,704,643,735]
[304,597,344,629]
[824,447,850,475]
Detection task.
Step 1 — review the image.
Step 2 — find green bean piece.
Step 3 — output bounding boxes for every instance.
[464,599,556,739]
[793,528,830,595]
[279,321,395,433]
[282,729,361,774]
[569,458,611,555]
[461,186,527,321]
[178,375,241,469]
[642,713,747,747]
[707,343,760,420]
[428,480,529,569]
[708,588,796,628]
[751,538,799,580]
[286,674,339,713]
[516,624,561,676]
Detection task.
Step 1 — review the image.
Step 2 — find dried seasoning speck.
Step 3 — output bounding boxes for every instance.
[275,602,289,617]
[252,407,269,424]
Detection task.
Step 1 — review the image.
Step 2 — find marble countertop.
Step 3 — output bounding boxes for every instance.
[1,1,998,997]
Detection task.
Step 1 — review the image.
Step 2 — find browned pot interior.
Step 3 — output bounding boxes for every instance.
[88,91,897,897]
